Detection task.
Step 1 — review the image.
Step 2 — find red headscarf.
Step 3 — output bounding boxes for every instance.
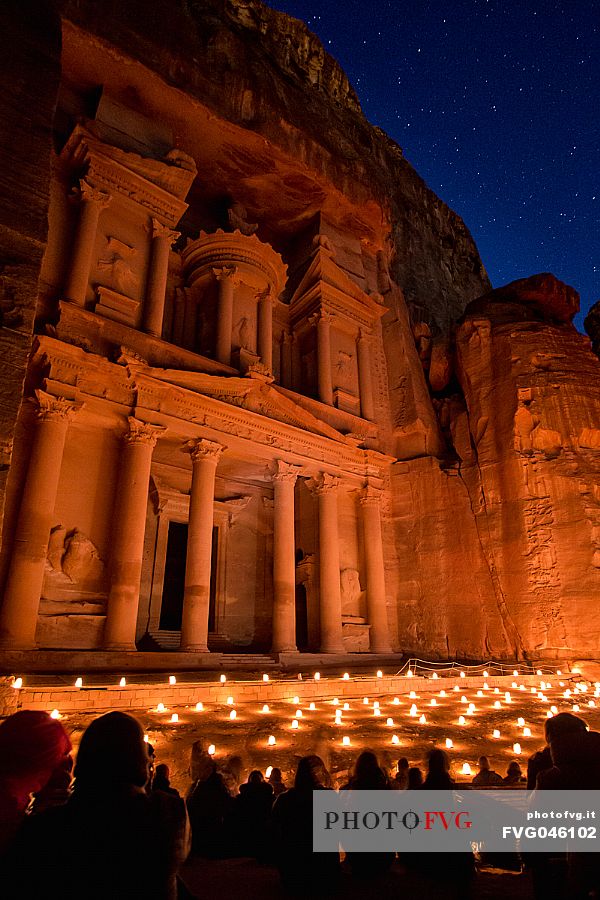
[0,710,72,804]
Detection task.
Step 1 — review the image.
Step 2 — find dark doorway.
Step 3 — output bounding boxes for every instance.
[160,522,188,630]
[295,583,308,651]
[160,522,219,633]
[208,526,218,633]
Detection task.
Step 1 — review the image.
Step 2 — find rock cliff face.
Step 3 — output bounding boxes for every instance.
[584,298,600,357]
[395,275,600,660]
[0,1,61,539]
[56,0,489,333]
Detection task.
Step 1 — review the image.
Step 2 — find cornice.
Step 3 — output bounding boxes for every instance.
[32,337,393,480]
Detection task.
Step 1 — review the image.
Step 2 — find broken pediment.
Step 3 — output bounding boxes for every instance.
[131,363,352,443]
[60,124,196,224]
[289,244,385,329]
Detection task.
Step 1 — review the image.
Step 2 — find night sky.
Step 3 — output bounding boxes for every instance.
[271,0,599,330]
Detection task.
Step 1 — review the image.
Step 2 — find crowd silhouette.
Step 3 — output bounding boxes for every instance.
[0,705,598,899]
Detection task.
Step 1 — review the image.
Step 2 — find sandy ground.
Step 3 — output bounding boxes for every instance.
[53,673,600,793]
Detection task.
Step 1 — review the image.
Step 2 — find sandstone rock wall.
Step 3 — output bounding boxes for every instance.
[394,277,600,661]
[56,0,490,333]
[0,1,61,547]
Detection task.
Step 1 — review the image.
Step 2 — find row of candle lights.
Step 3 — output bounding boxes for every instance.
[43,675,599,727]
[140,678,600,761]
[16,666,592,779]
[44,680,597,720]
[10,665,572,693]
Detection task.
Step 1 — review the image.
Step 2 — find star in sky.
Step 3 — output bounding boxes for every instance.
[272,0,600,330]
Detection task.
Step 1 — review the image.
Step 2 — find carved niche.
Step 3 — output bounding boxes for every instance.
[41,524,107,611]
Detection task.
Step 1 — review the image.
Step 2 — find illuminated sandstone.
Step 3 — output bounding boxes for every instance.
[0,1,598,666]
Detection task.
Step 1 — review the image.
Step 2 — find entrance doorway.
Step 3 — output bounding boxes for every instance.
[295,583,308,651]
[160,522,218,632]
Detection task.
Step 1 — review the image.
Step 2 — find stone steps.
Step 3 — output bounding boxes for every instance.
[148,631,273,661]
[149,631,181,650]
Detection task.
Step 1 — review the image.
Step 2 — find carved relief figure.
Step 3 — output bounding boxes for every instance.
[97,236,139,296]
[46,525,103,585]
[335,349,354,388]
[234,315,253,351]
[340,567,364,616]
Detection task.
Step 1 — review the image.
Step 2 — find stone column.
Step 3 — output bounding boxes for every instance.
[311,311,334,405]
[357,329,376,421]
[143,219,180,337]
[0,392,81,649]
[270,460,301,652]
[280,331,293,387]
[257,290,274,372]
[307,473,345,653]
[104,418,165,650]
[64,179,111,306]
[181,439,224,651]
[213,266,238,366]
[359,483,392,653]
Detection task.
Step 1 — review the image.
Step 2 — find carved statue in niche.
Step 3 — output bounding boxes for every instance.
[227,201,258,236]
[340,567,364,616]
[97,237,138,296]
[46,525,104,584]
[234,315,253,352]
[335,350,354,388]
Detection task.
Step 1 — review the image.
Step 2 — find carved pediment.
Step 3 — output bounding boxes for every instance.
[289,246,384,325]
[60,125,195,224]
[133,365,352,443]
[61,124,197,199]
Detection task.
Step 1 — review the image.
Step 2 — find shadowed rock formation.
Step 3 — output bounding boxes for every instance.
[584,299,600,357]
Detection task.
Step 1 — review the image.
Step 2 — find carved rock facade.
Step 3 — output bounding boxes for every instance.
[0,1,598,661]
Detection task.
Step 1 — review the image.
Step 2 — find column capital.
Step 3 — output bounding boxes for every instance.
[269,460,303,484]
[212,265,240,286]
[33,390,83,423]
[256,287,275,304]
[282,329,293,347]
[151,218,180,244]
[309,309,335,328]
[359,483,383,507]
[124,417,166,448]
[72,178,111,209]
[357,327,374,345]
[185,437,224,464]
[306,472,340,496]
